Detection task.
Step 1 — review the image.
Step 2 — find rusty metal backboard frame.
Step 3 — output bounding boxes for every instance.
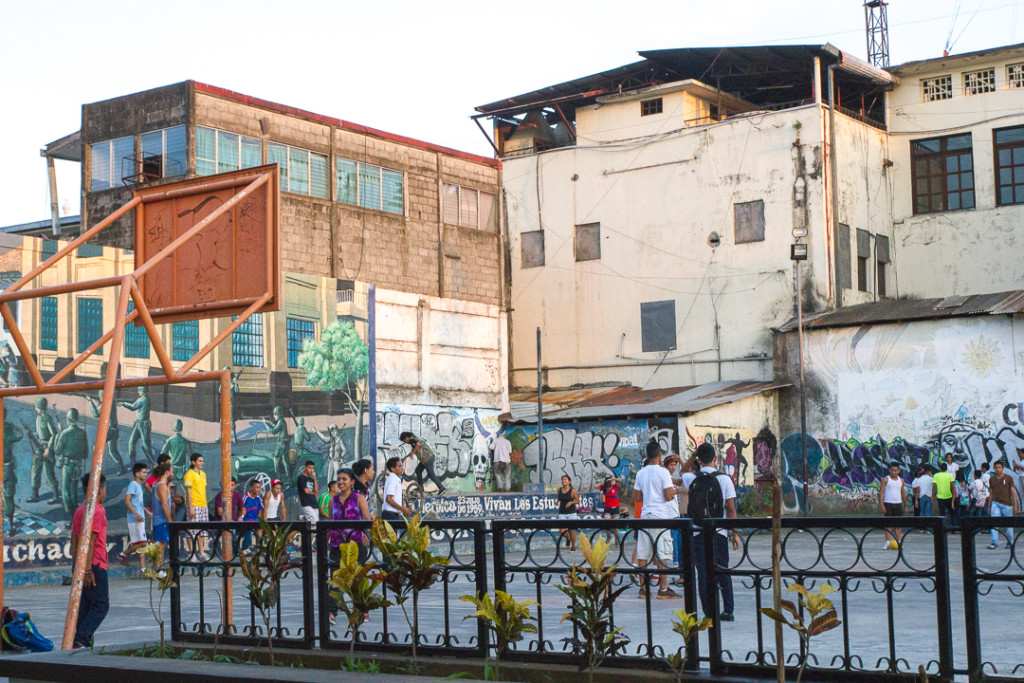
[134,164,280,324]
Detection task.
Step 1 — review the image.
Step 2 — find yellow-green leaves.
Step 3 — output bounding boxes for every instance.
[758,582,841,683]
[327,541,391,638]
[670,609,713,641]
[578,534,610,575]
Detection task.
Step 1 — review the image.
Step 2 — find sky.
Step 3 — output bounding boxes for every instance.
[0,0,1021,227]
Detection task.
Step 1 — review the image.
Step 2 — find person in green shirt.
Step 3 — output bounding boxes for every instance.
[931,462,956,529]
[318,480,339,519]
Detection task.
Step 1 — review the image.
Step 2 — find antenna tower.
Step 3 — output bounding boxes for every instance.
[864,0,890,68]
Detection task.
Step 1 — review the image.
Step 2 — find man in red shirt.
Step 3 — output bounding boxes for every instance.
[70,473,109,648]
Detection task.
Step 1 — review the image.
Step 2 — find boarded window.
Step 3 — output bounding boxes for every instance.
[837,223,852,289]
[876,234,890,297]
[575,223,601,261]
[856,229,871,292]
[733,200,765,244]
[641,300,676,353]
[521,230,545,268]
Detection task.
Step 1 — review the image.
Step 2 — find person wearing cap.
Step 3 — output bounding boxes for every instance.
[54,407,89,517]
[262,478,286,521]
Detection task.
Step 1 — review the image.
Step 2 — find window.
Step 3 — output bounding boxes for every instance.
[911,133,975,214]
[172,320,199,362]
[2,301,17,333]
[641,300,676,353]
[1008,62,1024,89]
[40,297,57,351]
[195,126,261,177]
[876,234,890,298]
[90,137,134,190]
[963,68,996,96]
[521,230,545,268]
[733,200,765,244]
[575,223,601,261]
[838,224,852,289]
[443,183,497,231]
[267,143,327,198]
[232,313,264,367]
[335,158,403,214]
[76,243,102,258]
[921,75,953,101]
[856,229,871,292]
[124,302,150,359]
[641,98,663,116]
[139,125,186,179]
[77,297,103,354]
[994,125,1024,206]
[41,240,58,259]
[286,317,315,368]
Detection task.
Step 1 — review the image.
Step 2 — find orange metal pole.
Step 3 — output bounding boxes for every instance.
[129,284,176,378]
[0,304,44,389]
[220,370,233,629]
[0,395,5,637]
[0,277,125,304]
[147,297,261,320]
[137,172,268,203]
[62,277,133,650]
[178,293,272,375]
[0,371,226,399]
[48,309,140,385]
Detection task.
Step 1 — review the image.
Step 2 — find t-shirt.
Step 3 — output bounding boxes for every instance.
[296,474,317,508]
[493,436,512,463]
[242,493,263,521]
[213,491,244,521]
[183,469,208,507]
[947,462,959,479]
[882,476,903,504]
[409,436,436,464]
[982,472,992,489]
[633,464,677,519]
[602,483,620,509]
[912,474,933,499]
[682,466,738,536]
[72,504,108,570]
[932,471,955,499]
[383,472,403,513]
[318,490,333,518]
[989,473,1016,506]
[970,478,988,504]
[126,480,145,521]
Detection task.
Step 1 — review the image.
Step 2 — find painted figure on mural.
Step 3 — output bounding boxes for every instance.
[87,390,125,475]
[315,423,345,483]
[3,420,24,529]
[223,367,241,443]
[471,432,490,491]
[120,387,153,465]
[26,397,59,505]
[725,433,750,484]
[160,419,192,481]
[0,342,19,387]
[264,406,291,480]
[55,407,89,517]
[293,417,313,459]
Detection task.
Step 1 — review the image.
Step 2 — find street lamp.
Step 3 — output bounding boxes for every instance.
[791,234,809,515]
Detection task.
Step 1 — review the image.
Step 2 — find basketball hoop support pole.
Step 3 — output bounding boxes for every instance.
[220,369,233,627]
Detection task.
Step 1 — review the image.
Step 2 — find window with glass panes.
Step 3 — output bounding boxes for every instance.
[911,133,974,214]
[172,320,199,362]
[76,244,102,258]
[140,126,186,178]
[232,314,264,367]
[286,317,315,368]
[40,297,58,351]
[90,137,134,190]
[335,159,403,214]
[195,126,261,176]
[124,302,150,359]
[2,300,17,333]
[267,143,327,198]
[994,126,1024,206]
[442,183,497,231]
[77,298,103,353]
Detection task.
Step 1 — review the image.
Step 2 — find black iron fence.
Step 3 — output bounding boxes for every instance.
[166,516,1023,682]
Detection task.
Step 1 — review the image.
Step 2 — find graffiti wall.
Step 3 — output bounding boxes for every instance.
[684,427,755,488]
[777,316,1024,513]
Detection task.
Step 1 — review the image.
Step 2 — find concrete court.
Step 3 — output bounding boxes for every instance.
[0,530,1019,681]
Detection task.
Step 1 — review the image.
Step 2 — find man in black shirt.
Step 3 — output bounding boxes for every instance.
[296,460,319,526]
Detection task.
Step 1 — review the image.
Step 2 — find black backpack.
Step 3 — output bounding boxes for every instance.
[687,470,724,525]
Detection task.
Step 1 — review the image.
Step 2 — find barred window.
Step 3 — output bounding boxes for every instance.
[911,133,974,214]
[1008,62,1024,89]
[921,75,953,102]
[40,297,57,351]
[77,297,103,354]
[286,317,315,368]
[232,313,264,367]
[124,302,150,359]
[172,320,199,362]
[963,68,996,96]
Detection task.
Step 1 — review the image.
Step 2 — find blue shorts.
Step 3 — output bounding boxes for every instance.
[153,523,169,544]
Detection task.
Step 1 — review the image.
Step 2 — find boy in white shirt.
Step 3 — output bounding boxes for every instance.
[632,441,680,600]
[382,456,412,521]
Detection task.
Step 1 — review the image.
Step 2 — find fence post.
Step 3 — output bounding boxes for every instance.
[315,523,329,648]
[959,516,981,683]
[680,517,700,671]
[492,522,506,593]
[300,521,315,649]
[169,523,181,641]
[474,521,490,660]
[704,519,722,675]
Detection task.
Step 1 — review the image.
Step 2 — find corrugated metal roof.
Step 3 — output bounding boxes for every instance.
[776,290,1024,332]
[502,380,786,424]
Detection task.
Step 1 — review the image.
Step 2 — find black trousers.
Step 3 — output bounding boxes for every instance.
[693,532,734,616]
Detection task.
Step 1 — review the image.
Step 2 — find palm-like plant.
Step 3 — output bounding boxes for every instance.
[666,609,712,683]
[328,541,392,657]
[237,519,295,667]
[137,542,176,658]
[759,583,841,683]
[461,590,537,679]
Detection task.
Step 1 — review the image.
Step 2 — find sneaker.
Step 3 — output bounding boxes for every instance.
[629,574,641,586]
[657,588,682,600]
[988,543,1000,550]
[118,552,130,567]
[638,587,648,599]
[328,613,336,625]
[720,612,735,622]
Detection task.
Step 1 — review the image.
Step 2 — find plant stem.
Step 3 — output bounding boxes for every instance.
[412,590,419,667]
[264,611,274,667]
[797,637,809,683]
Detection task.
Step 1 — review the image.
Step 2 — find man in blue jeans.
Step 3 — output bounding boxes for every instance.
[987,460,1019,549]
[70,473,109,648]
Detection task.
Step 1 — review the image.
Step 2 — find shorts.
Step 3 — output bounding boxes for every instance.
[299,505,318,527]
[603,505,620,516]
[884,503,904,517]
[636,520,674,562]
[190,505,210,522]
[153,523,169,544]
[557,513,578,521]
[128,521,147,545]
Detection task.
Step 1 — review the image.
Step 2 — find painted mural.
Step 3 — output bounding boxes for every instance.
[781,317,1024,513]
[684,427,755,488]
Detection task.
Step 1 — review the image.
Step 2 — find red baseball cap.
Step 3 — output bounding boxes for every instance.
[271,479,282,486]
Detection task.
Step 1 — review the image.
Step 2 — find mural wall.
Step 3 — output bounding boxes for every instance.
[777,316,1024,513]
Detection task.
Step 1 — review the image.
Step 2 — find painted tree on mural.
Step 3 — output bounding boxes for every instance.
[298,320,369,459]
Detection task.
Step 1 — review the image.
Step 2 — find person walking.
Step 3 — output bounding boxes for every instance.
[151,464,173,567]
[634,440,681,600]
[296,460,319,525]
[71,473,109,649]
[987,460,1020,549]
[556,475,580,552]
[326,469,372,624]
[492,433,512,492]
[120,463,150,568]
[880,462,906,549]
[970,469,988,518]
[382,457,412,521]
[932,463,956,530]
[683,443,740,620]
[263,479,285,521]
[399,432,446,495]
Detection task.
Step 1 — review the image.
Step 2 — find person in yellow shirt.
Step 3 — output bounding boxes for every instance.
[931,462,956,531]
[183,453,209,557]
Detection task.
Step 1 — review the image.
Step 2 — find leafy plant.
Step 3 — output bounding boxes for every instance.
[341,656,383,673]
[461,590,537,680]
[759,583,841,683]
[556,534,630,683]
[137,542,176,658]
[371,514,450,670]
[328,540,393,656]
[238,519,296,667]
[665,609,712,683]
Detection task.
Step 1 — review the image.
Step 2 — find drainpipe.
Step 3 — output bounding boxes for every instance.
[828,64,843,308]
[41,151,60,236]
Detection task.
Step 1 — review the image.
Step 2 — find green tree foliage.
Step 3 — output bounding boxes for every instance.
[460,590,537,679]
[759,583,841,683]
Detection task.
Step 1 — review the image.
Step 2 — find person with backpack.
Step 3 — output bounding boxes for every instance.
[682,442,740,621]
[632,440,681,600]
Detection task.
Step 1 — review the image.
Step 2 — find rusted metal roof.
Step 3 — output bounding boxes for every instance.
[502,380,786,424]
[776,290,1024,332]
